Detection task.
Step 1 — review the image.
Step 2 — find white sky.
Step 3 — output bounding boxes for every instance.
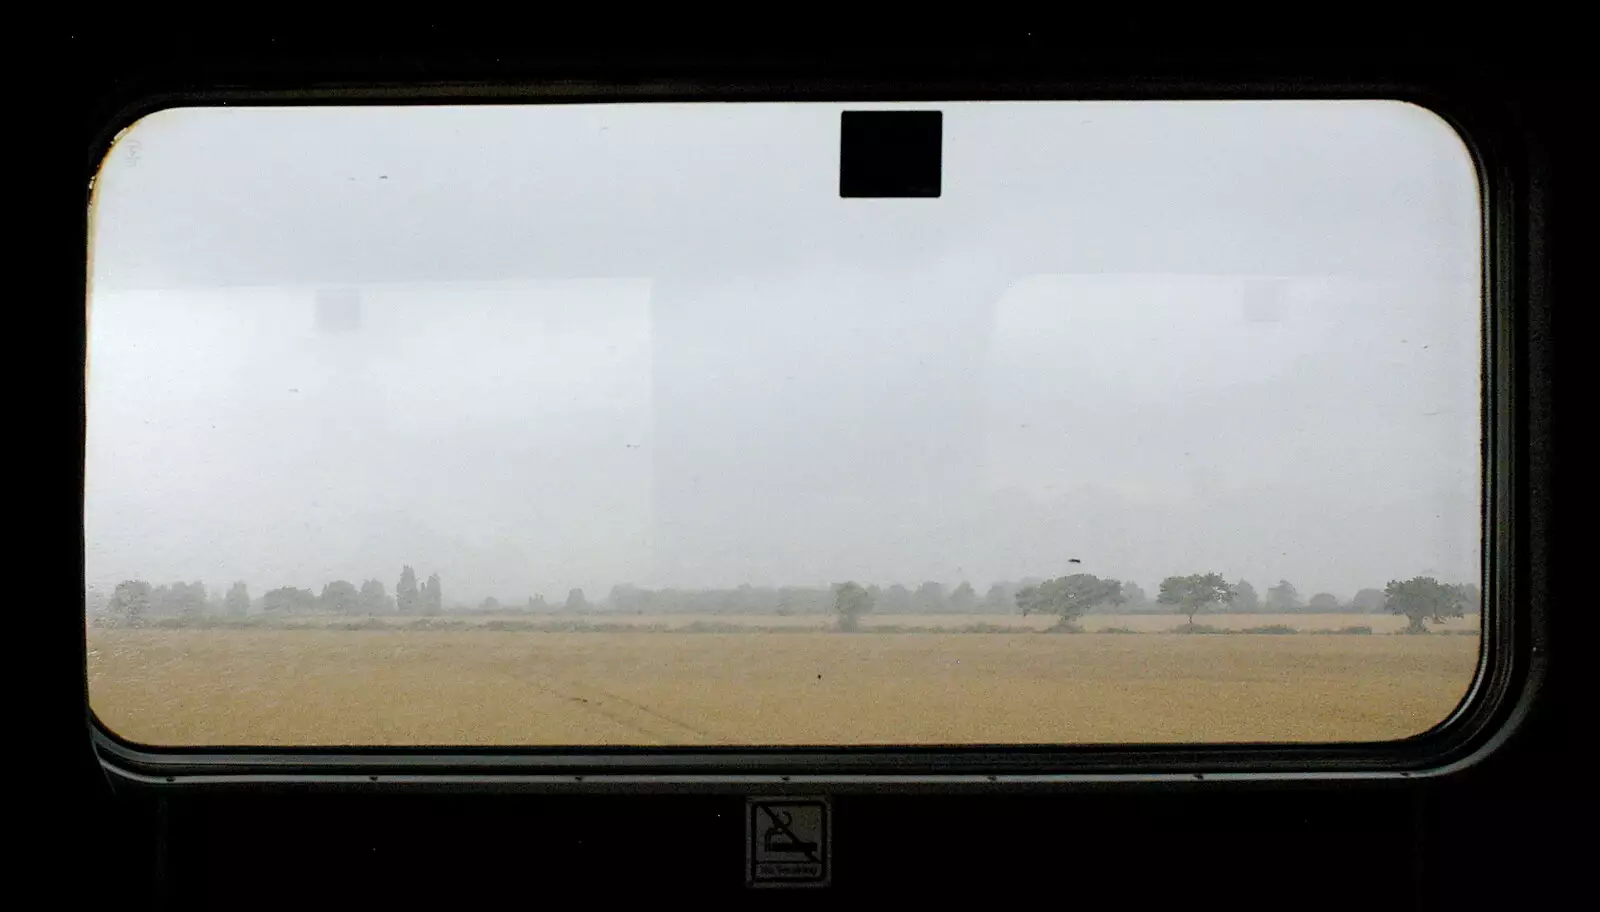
[84,100,1482,601]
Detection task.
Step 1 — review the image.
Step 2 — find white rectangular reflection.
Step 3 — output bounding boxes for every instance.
[85,280,653,599]
[980,274,1480,592]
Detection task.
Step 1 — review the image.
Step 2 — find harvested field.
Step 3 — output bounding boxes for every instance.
[88,629,1479,747]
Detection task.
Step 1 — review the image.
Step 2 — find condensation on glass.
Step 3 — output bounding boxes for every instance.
[85,101,1484,748]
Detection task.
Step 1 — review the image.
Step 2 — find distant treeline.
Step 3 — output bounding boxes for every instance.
[87,568,1481,631]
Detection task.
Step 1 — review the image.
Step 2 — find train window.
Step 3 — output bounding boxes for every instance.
[85,100,1487,756]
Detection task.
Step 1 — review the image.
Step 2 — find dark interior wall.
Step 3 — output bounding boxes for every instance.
[56,28,1577,909]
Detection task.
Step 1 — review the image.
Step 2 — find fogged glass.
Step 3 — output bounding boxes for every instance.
[86,101,1483,747]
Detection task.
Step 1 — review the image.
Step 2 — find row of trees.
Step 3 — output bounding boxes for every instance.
[101,566,444,624]
[597,578,1468,617]
[831,572,1477,634]
[602,582,1002,617]
[93,568,1478,635]
[96,580,250,621]
[1225,579,1395,614]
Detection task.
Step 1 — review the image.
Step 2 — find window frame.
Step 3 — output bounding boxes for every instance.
[81,76,1547,792]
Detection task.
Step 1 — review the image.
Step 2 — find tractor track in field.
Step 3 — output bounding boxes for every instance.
[495,666,725,744]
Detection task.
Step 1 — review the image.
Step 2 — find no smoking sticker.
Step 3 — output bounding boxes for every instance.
[747,797,830,888]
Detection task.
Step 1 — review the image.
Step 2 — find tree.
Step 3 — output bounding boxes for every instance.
[154,581,207,619]
[982,583,1012,614]
[609,584,644,613]
[728,583,760,614]
[480,596,501,613]
[1016,574,1125,631]
[262,586,318,615]
[1120,581,1149,607]
[422,573,443,616]
[225,582,250,617]
[186,581,210,617]
[565,588,589,612]
[528,594,549,612]
[1158,573,1236,626]
[396,566,420,615]
[1264,579,1302,612]
[1348,588,1386,613]
[108,580,152,626]
[153,581,207,618]
[878,584,914,615]
[1307,592,1341,612]
[1385,577,1472,633]
[914,581,947,614]
[832,581,874,632]
[1230,579,1260,613]
[778,587,829,616]
[751,586,780,614]
[320,580,360,614]
[358,579,392,615]
[949,581,977,613]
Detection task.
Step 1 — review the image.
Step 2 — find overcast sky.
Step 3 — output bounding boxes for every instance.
[85,100,1481,602]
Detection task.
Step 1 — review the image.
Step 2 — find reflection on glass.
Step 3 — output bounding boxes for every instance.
[86,101,1483,747]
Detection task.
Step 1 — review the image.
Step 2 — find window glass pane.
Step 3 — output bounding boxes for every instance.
[86,101,1482,747]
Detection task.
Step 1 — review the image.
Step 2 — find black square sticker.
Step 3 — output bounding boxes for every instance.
[839,110,942,198]
[747,798,831,887]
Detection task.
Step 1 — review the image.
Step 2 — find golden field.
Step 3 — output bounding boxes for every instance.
[87,626,1480,747]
